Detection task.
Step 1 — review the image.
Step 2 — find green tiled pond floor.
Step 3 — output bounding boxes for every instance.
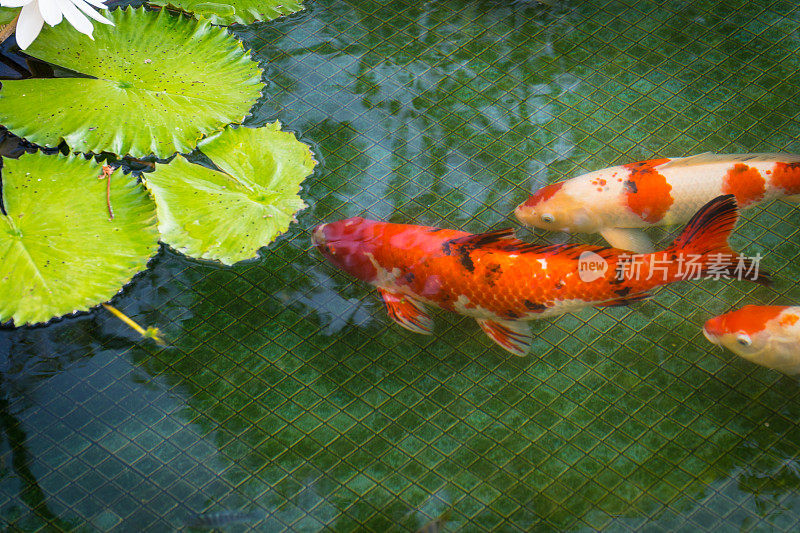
[4,0,800,530]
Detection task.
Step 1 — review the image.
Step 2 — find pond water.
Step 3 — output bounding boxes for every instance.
[3,0,800,530]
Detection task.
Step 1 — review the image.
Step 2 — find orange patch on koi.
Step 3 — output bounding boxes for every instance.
[770,162,800,194]
[622,158,673,223]
[521,182,563,208]
[780,313,799,327]
[706,305,785,336]
[722,163,765,207]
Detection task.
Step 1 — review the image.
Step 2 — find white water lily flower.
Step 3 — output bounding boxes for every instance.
[0,0,113,50]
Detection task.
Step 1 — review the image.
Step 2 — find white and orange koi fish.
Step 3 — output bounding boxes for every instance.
[515,153,800,252]
[313,196,767,356]
[704,305,800,374]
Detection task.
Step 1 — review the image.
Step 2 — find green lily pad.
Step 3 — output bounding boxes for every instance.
[0,7,263,158]
[148,0,304,26]
[144,123,316,265]
[0,152,159,326]
[0,7,17,26]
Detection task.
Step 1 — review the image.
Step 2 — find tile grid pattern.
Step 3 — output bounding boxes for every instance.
[2,0,800,530]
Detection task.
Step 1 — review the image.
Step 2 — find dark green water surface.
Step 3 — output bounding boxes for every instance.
[4,0,800,530]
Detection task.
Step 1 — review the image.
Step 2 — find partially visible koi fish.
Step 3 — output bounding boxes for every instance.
[515,153,800,252]
[704,305,800,374]
[313,195,767,356]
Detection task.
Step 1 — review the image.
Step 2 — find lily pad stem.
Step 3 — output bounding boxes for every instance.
[102,303,166,346]
[98,165,115,220]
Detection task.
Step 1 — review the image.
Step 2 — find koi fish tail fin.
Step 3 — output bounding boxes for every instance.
[668,194,770,285]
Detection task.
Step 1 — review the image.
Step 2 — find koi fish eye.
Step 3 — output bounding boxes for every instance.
[736,333,752,347]
[540,213,555,224]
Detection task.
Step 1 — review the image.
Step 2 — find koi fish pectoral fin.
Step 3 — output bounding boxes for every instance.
[599,227,654,254]
[378,288,433,335]
[476,318,532,357]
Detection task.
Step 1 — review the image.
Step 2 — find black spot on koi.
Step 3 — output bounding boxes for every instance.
[524,300,547,312]
[458,247,475,272]
[484,263,503,287]
[442,237,482,273]
[623,180,638,194]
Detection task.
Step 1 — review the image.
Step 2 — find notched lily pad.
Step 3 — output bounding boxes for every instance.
[148,0,304,26]
[0,7,263,158]
[144,123,316,265]
[0,152,159,326]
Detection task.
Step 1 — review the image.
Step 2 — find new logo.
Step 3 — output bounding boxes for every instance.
[578,251,607,282]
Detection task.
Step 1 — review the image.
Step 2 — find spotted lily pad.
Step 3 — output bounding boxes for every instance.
[0,152,159,325]
[0,7,263,158]
[148,0,304,26]
[144,123,315,264]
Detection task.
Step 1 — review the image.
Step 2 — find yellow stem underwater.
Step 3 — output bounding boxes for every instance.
[102,303,166,346]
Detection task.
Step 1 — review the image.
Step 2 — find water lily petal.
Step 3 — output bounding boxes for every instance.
[38,0,63,26]
[15,1,44,49]
[56,0,93,36]
[0,0,33,7]
[70,0,112,25]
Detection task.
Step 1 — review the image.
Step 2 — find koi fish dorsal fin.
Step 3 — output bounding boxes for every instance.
[445,229,618,261]
[502,242,618,261]
[476,318,532,356]
[378,288,433,335]
[444,228,520,250]
[659,152,800,169]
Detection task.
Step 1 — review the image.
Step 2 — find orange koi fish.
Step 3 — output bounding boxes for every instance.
[515,153,800,253]
[704,305,800,374]
[313,196,767,356]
